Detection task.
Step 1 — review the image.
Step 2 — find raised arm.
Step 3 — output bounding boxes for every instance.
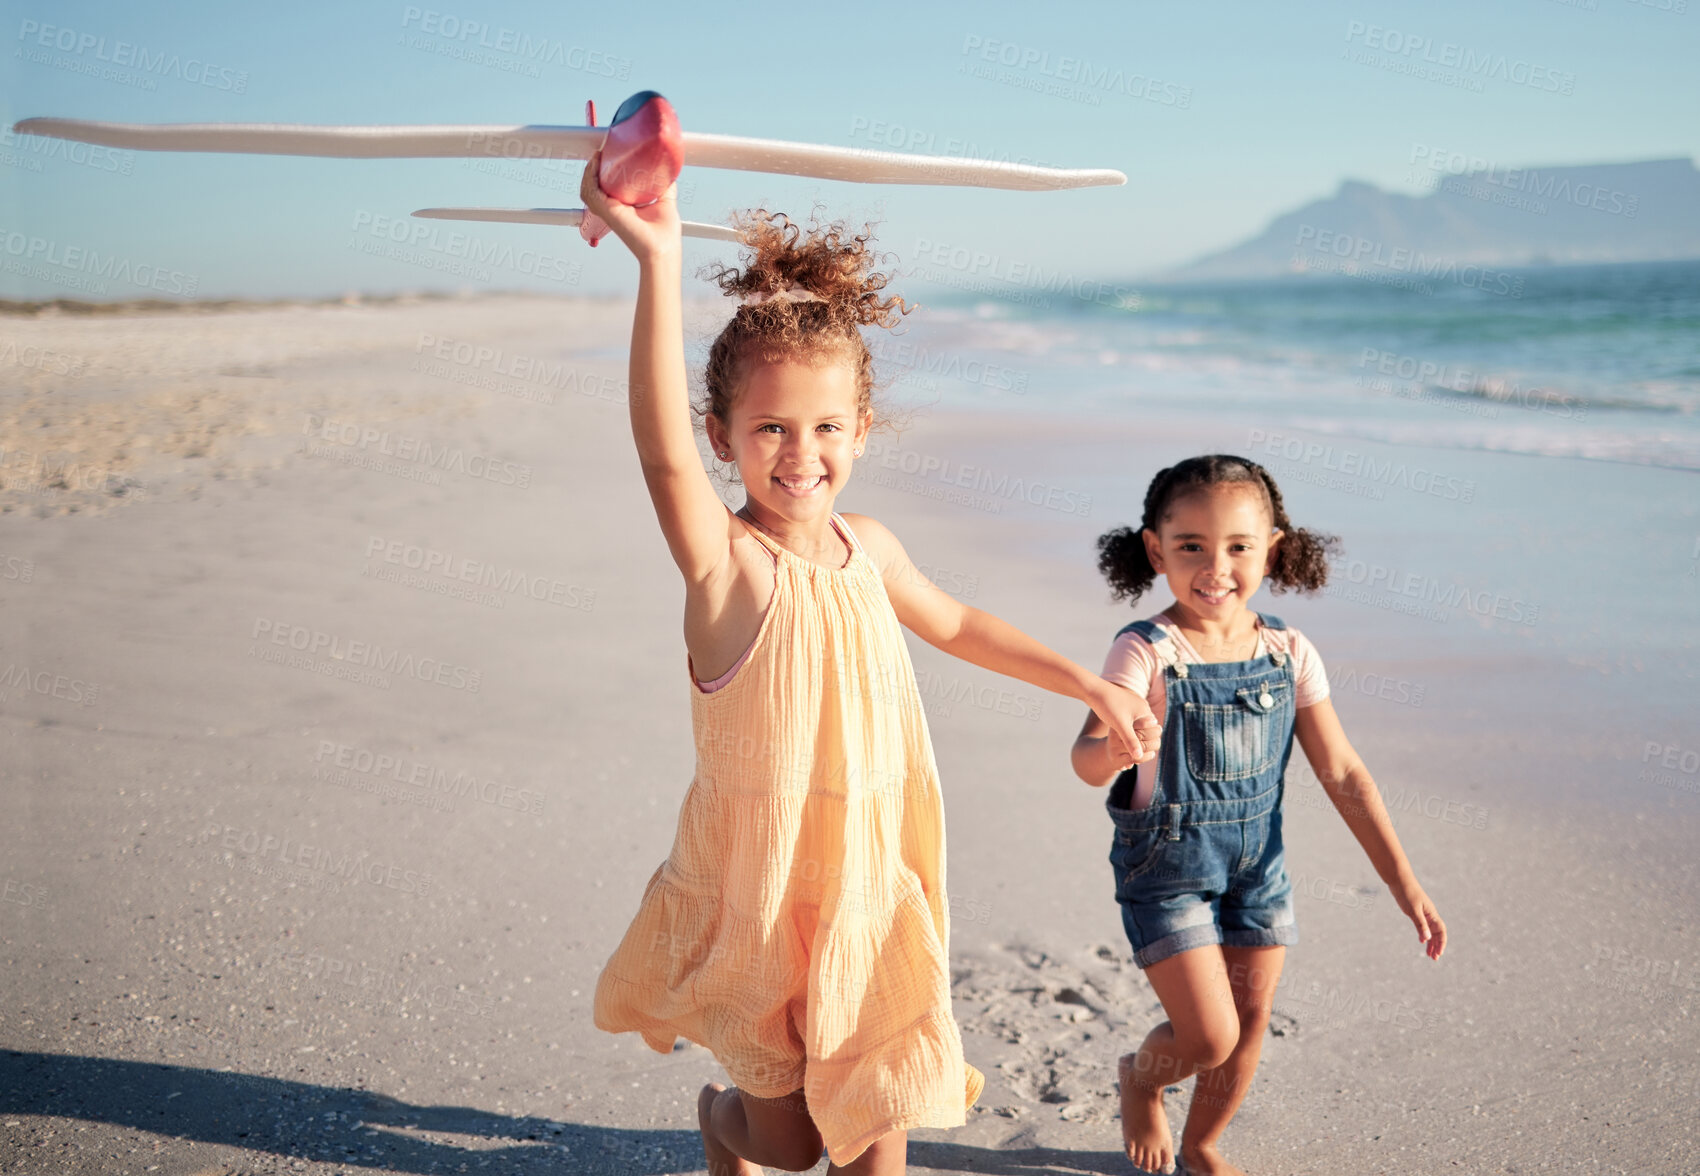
[840,512,1161,765]
[580,150,737,583]
[1294,699,1446,960]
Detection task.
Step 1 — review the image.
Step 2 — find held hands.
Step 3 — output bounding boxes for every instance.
[1394,881,1447,961]
[578,147,681,264]
[1089,680,1162,770]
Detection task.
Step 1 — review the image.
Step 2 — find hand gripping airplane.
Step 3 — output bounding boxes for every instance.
[13,91,1126,248]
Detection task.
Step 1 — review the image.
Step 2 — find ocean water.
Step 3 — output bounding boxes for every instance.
[894,259,1700,472]
[865,260,1699,804]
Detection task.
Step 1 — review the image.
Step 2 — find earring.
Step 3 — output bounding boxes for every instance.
[853,449,862,457]
[719,451,729,459]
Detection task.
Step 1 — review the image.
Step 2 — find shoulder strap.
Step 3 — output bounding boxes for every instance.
[1115,619,1169,645]
[1255,613,1296,673]
[735,513,785,568]
[830,512,866,557]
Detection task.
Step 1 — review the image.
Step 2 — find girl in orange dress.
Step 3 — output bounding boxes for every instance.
[579,154,1162,1175]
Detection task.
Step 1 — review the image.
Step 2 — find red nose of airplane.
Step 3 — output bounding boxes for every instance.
[581,91,684,245]
[598,91,683,206]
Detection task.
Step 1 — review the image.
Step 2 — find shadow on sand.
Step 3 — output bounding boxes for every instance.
[1,1050,1132,1174]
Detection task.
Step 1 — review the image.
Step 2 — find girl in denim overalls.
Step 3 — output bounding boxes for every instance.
[1070,455,1447,1176]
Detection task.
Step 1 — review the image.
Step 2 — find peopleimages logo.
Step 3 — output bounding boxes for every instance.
[0,229,199,296]
[350,211,580,285]
[1408,145,1638,219]
[398,6,631,79]
[1247,429,1477,503]
[0,339,87,376]
[1354,349,1586,421]
[15,19,250,92]
[864,436,1092,517]
[1639,741,1699,795]
[0,123,134,176]
[1325,555,1540,627]
[847,116,1056,170]
[250,618,483,692]
[0,661,98,706]
[271,947,496,1018]
[1293,226,1524,298]
[911,236,1139,309]
[914,667,1044,721]
[301,415,532,488]
[412,333,626,405]
[1342,21,1576,95]
[200,823,432,896]
[1327,665,1426,708]
[866,335,1029,394]
[314,740,545,815]
[0,553,36,583]
[958,34,1194,108]
[363,535,596,611]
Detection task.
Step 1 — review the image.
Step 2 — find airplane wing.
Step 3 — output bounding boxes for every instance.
[413,207,742,242]
[682,131,1124,190]
[12,118,1125,191]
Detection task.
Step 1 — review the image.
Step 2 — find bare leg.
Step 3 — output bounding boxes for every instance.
[1118,946,1241,1174]
[698,1082,823,1174]
[697,1085,760,1176]
[1179,945,1285,1176]
[828,1128,907,1176]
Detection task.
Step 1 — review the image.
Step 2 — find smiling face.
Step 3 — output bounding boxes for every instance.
[1143,483,1283,623]
[706,355,870,526]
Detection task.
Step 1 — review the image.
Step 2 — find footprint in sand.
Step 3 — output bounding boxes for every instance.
[952,942,1150,1125]
[954,941,1294,1125]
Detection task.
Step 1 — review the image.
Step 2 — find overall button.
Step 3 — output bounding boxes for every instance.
[1238,681,1286,713]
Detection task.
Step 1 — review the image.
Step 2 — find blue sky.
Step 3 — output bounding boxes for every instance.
[2,0,1696,300]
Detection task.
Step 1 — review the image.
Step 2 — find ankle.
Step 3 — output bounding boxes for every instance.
[1120,1072,1170,1104]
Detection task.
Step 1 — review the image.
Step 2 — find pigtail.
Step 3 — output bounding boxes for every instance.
[1096,525,1158,602]
[1241,458,1338,593]
[1096,461,1186,603]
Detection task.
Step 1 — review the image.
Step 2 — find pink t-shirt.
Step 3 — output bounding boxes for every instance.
[1100,612,1330,810]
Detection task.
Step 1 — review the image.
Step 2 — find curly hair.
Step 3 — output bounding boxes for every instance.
[698,208,912,425]
[1096,454,1338,604]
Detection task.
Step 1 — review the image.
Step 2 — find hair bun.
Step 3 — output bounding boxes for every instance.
[706,209,909,328]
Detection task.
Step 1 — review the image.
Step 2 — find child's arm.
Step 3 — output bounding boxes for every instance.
[1072,632,1158,785]
[578,150,740,583]
[1294,699,1447,961]
[841,513,1161,764]
[1073,711,1143,788]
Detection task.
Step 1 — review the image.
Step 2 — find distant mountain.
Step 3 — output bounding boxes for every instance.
[1165,158,1700,282]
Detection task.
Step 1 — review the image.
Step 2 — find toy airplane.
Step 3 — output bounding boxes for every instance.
[13,91,1126,248]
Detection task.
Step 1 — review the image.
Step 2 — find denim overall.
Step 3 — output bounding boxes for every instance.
[1107,613,1300,968]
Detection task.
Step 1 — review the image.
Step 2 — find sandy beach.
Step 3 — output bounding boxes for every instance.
[2,294,1697,1175]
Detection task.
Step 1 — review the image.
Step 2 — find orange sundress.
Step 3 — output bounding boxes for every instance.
[593,511,984,1165]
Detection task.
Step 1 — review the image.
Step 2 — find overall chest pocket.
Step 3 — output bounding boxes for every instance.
[1182,678,1290,783]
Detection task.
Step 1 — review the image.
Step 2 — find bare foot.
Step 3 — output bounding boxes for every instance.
[697,1083,759,1176]
[1118,1052,1175,1174]
[1179,1139,1246,1176]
